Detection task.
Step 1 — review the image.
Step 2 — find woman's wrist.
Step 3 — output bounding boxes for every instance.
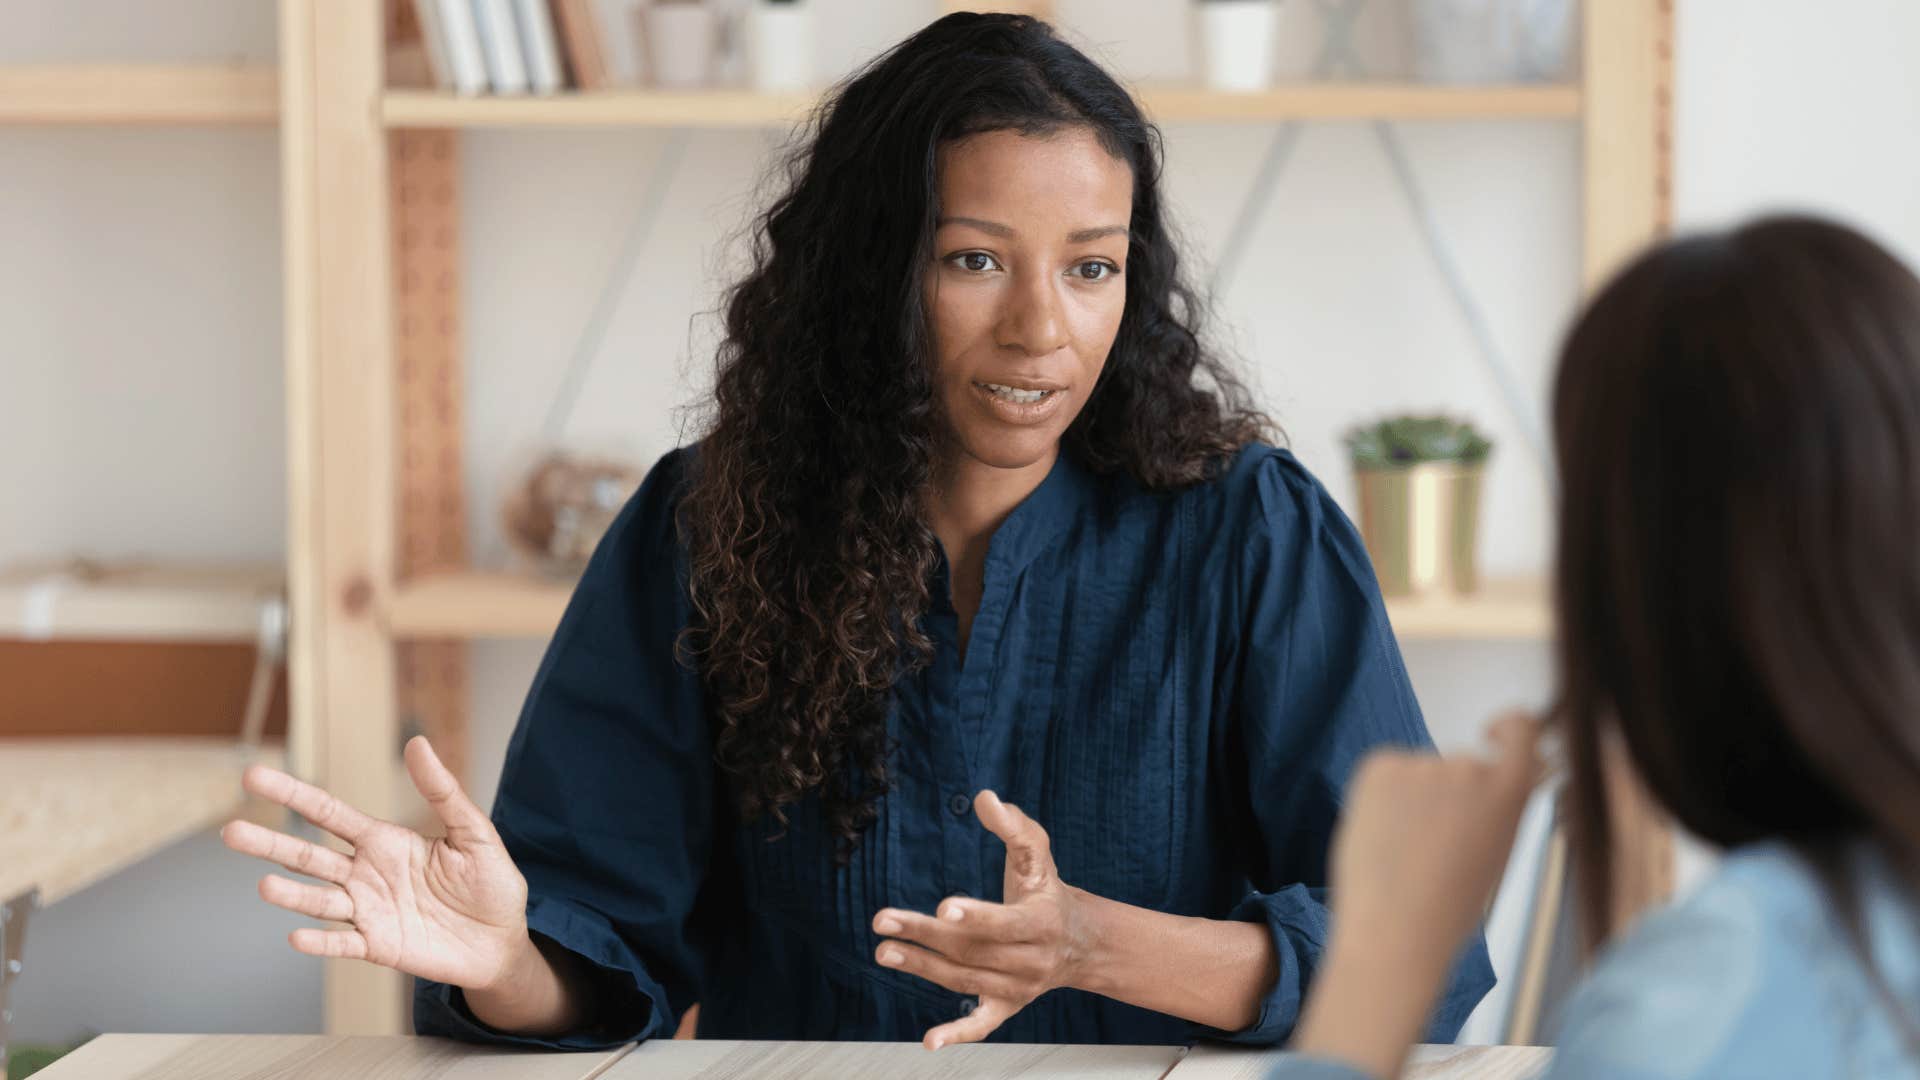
[1062,886,1275,1033]
[463,927,589,1037]
[472,924,541,995]
[1061,885,1119,996]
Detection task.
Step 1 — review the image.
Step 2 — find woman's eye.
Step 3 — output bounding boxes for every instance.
[954,252,1000,273]
[1075,261,1119,281]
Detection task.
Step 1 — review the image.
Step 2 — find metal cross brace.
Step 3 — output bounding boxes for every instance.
[0,889,40,1077]
[1208,0,1551,478]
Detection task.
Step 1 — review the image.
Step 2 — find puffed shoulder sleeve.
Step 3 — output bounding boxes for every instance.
[1206,447,1494,1046]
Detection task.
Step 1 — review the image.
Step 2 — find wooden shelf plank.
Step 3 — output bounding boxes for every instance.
[1141,82,1580,122]
[384,88,817,128]
[391,570,571,640]
[0,562,284,643]
[1383,576,1552,641]
[394,570,1549,642]
[383,82,1580,129]
[0,65,278,125]
[0,737,283,905]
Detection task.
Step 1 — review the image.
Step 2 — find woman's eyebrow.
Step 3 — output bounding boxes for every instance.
[937,216,1128,244]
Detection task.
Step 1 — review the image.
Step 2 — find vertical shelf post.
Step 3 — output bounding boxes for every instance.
[1580,0,1677,931]
[281,0,405,1035]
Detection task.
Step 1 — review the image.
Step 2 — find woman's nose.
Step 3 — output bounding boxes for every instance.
[996,273,1070,357]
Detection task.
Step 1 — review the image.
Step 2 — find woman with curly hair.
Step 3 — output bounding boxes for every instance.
[222,12,1492,1050]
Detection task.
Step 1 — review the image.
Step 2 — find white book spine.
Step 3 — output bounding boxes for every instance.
[435,0,490,96]
[472,0,531,95]
[410,0,454,89]
[511,0,567,95]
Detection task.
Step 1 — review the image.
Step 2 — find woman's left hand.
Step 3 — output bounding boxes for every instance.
[871,790,1095,1050]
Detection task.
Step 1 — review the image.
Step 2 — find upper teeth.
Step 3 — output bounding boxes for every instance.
[982,383,1051,403]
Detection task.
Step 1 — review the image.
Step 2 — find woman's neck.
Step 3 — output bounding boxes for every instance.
[924,445,1057,654]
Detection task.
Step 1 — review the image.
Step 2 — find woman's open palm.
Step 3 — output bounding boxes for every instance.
[221,735,530,992]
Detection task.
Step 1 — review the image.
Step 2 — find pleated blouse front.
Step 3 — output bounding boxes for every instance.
[412,442,1494,1050]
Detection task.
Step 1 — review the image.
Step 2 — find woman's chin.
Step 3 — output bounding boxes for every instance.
[951,425,1065,473]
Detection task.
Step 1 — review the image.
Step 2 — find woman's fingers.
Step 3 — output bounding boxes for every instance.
[972,790,1053,889]
[876,940,1024,1001]
[241,764,377,846]
[289,927,369,961]
[259,874,353,923]
[874,900,1032,950]
[1482,710,1546,799]
[403,736,494,847]
[921,996,1015,1051]
[221,819,354,885]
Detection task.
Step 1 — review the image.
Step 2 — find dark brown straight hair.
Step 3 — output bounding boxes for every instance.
[1552,215,1920,952]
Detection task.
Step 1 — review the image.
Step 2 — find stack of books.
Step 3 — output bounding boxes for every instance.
[411,0,613,96]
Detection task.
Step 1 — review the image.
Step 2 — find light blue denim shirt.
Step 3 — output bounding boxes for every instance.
[1271,840,1920,1078]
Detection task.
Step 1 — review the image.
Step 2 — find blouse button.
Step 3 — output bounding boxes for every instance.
[947,793,971,818]
[957,997,977,1018]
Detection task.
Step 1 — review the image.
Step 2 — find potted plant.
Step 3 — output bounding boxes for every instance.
[747,0,813,93]
[1194,0,1278,91]
[1344,414,1493,597]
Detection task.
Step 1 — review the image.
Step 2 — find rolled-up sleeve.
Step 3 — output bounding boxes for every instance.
[1203,451,1495,1046]
[413,448,720,1050]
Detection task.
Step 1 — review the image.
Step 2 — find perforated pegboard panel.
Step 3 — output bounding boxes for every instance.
[392,129,470,794]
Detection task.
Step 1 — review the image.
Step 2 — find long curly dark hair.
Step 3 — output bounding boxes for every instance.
[677,13,1271,857]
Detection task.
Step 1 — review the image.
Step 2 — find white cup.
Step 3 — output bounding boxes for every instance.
[1195,0,1280,92]
[748,1,813,93]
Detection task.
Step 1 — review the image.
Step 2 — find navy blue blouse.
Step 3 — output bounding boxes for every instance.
[414,443,1494,1049]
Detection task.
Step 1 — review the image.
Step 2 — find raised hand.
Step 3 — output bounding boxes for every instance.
[1292,710,1545,1078]
[1323,710,1544,962]
[872,790,1096,1050]
[220,735,532,993]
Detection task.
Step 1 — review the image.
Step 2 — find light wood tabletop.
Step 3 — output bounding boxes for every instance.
[1169,1042,1553,1079]
[33,1035,617,1080]
[32,1035,1553,1079]
[608,1038,1186,1078]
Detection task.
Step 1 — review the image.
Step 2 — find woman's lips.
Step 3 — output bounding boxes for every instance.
[970,380,1068,425]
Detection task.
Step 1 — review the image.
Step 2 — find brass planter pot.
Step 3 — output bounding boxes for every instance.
[1353,463,1485,597]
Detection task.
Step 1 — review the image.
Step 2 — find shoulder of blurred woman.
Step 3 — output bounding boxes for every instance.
[1547,839,1920,1079]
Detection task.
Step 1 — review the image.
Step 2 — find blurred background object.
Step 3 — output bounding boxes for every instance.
[499,450,644,577]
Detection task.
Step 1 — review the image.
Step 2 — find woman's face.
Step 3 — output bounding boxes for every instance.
[924,126,1134,473]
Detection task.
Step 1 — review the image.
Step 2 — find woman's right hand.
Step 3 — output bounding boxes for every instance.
[221,735,532,993]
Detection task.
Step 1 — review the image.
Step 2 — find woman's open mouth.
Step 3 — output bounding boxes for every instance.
[979,382,1055,404]
[971,380,1068,424]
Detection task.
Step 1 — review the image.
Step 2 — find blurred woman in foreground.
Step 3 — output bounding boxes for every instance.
[1280,216,1920,1079]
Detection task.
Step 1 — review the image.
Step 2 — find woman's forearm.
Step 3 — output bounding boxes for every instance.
[1288,927,1458,1080]
[1067,886,1279,1033]
[462,931,594,1037]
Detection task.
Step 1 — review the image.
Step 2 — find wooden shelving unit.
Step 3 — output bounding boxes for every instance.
[383,81,1579,129]
[0,64,278,125]
[0,57,293,1069]
[283,0,1674,1035]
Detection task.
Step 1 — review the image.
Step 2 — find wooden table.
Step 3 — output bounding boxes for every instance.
[35,1036,1553,1079]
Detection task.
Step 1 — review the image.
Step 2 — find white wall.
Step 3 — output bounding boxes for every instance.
[6,0,1920,1045]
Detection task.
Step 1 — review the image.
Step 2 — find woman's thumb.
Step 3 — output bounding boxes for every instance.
[405,735,492,844]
